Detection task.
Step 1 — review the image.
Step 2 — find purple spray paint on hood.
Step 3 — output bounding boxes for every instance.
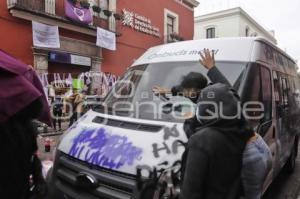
[0,49,52,126]
[64,0,93,25]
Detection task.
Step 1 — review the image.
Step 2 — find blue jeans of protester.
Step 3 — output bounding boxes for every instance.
[242,134,272,199]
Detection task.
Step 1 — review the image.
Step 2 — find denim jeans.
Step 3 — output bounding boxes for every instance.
[242,134,272,199]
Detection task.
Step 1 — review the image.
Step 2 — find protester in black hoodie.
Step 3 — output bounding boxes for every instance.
[181,49,271,199]
[180,83,250,199]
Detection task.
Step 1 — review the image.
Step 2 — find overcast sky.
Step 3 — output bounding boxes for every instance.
[195,0,300,64]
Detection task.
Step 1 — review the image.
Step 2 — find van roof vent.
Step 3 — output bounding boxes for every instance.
[92,116,163,132]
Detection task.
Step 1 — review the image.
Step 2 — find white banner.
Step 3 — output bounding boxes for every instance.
[96,27,116,51]
[70,54,91,66]
[32,21,60,48]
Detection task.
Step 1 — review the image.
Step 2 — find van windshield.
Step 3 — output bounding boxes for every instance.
[100,61,247,122]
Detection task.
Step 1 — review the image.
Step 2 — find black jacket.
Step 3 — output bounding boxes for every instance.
[180,80,248,199]
[180,125,246,199]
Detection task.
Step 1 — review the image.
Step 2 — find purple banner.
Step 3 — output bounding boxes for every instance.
[64,0,93,25]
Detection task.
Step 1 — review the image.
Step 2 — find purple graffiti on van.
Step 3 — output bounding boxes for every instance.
[69,127,143,169]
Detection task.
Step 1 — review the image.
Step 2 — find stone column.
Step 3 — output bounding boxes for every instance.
[91,57,102,72]
[91,46,102,72]
[108,0,117,32]
[89,47,102,95]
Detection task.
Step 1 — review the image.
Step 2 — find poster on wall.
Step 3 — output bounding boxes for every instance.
[32,21,60,48]
[96,27,116,51]
[64,0,93,25]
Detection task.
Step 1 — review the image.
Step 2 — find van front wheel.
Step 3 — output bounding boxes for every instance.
[285,145,297,174]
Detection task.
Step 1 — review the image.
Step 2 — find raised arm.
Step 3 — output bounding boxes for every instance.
[200,48,231,86]
[183,49,233,139]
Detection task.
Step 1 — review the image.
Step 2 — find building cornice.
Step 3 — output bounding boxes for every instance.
[173,0,199,11]
[238,8,277,43]
[195,7,242,21]
[183,0,200,8]
[9,8,97,36]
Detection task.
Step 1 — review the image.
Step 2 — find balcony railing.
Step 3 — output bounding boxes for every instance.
[7,0,55,15]
[7,0,116,33]
[45,0,55,15]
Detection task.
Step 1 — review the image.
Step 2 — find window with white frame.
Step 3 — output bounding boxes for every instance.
[206,27,215,39]
[167,15,175,42]
[245,26,250,37]
[164,9,179,43]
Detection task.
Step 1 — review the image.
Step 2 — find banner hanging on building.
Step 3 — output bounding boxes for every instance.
[64,0,93,25]
[32,21,60,48]
[96,27,116,51]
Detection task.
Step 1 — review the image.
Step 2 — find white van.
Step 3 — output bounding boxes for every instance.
[47,37,300,199]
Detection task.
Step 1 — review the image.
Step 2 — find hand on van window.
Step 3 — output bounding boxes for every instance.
[199,48,215,70]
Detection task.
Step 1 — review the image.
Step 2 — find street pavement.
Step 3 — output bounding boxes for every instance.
[263,144,300,199]
[37,130,300,199]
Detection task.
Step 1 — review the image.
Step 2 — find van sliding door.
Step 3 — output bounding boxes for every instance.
[241,63,272,135]
[273,71,293,167]
[240,63,275,178]
[259,65,276,187]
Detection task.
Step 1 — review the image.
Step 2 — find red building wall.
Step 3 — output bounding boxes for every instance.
[0,1,33,65]
[101,0,195,76]
[0,1,96,67]
[0,0,195,77]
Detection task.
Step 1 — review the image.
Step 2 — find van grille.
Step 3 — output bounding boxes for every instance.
[54,153,136,199]
[92,116,163,132]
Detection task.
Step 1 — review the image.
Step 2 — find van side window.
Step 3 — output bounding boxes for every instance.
[246,65,261,102]
[264,44,274,64]
[243,64,272,131]
[273,72,291,118]
[273,71,283,118]
[292,77,300,107]
[289,77,295,93]
[242,64,262,127]
[260,66,272,121]
[273,71,280,102]
[280,76,289,109]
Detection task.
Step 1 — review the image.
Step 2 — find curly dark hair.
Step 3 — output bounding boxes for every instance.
[180,72,208,90]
